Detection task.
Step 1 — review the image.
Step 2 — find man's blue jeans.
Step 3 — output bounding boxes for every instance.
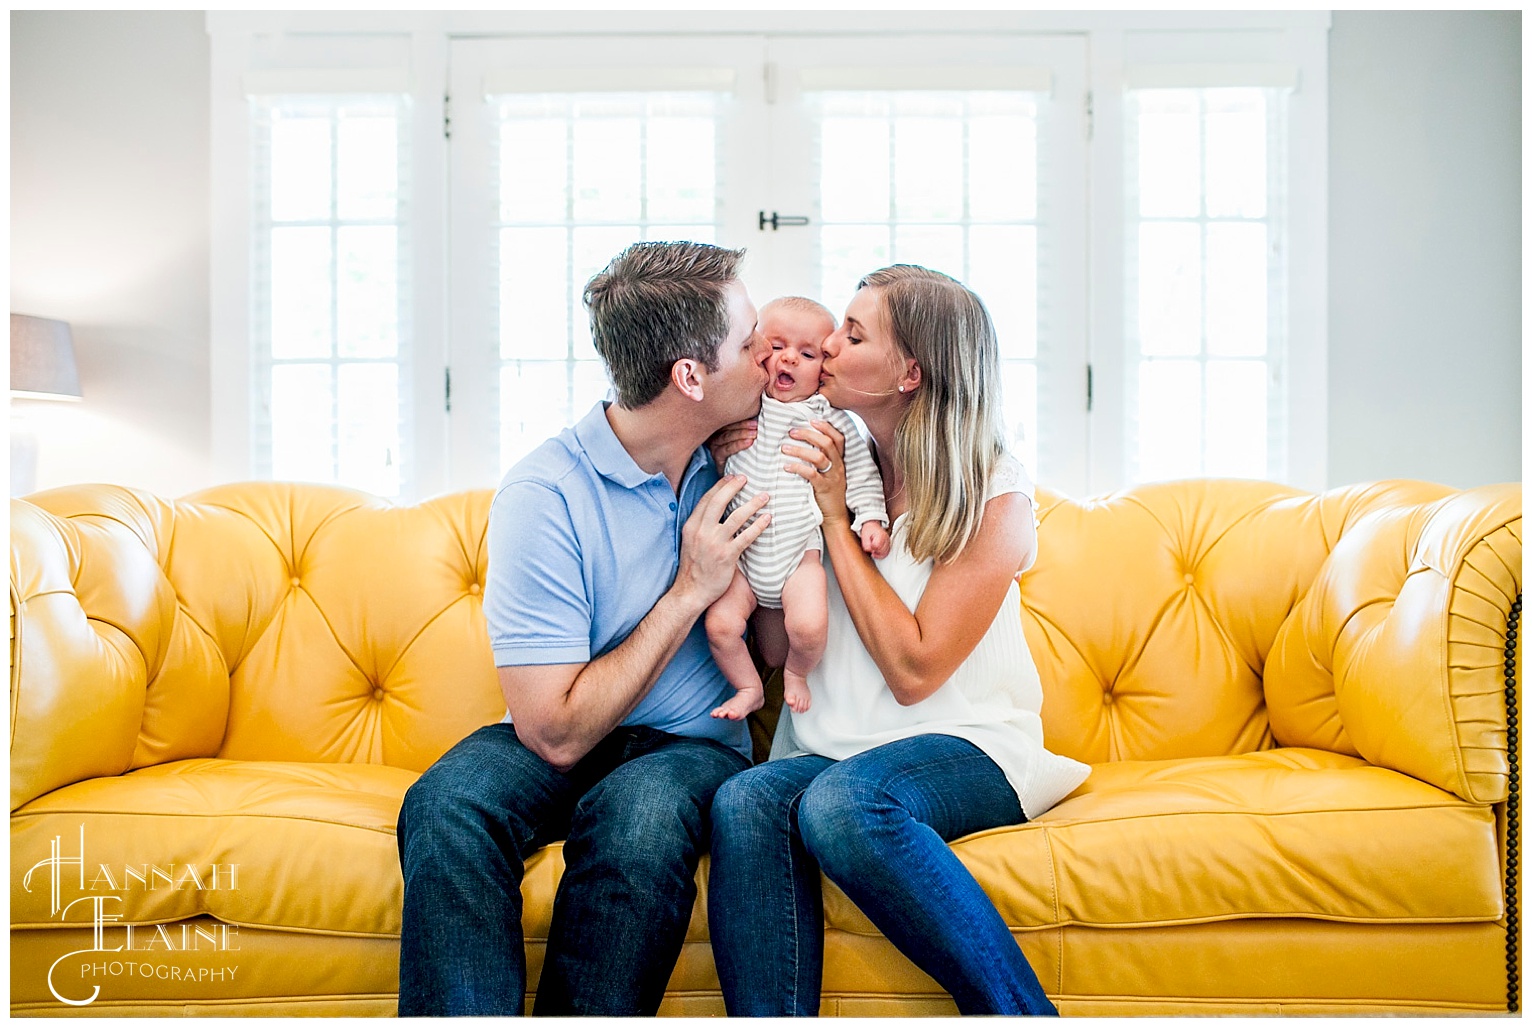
[396,721,749,1015]
[708,733,1058,1016]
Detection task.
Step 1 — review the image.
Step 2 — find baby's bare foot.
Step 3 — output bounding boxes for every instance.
[783,672,812,714]
[712,686,765,720]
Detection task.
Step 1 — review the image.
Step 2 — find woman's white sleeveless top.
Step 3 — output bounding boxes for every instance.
[770,454,1091,818]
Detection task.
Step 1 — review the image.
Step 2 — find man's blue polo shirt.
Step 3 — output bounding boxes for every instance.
[484,401,750,758]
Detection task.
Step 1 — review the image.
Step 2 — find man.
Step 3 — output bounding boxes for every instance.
[396,241,772,1015]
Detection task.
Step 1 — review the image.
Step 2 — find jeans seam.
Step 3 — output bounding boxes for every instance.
[786,786,805,1014]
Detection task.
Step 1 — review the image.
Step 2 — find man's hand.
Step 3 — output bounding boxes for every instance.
[673,475,772,613]
[860,520,892,560]
[707,419,758,473]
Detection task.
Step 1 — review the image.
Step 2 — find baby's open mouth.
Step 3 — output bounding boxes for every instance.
[776,372,797,389]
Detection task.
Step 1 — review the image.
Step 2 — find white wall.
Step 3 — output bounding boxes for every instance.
[1328,10,1522,489]
[11,10,212,497]
[9,11,1523,498]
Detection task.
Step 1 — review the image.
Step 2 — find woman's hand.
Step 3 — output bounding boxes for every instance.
[707,419,758,473]
[784,419,850,526]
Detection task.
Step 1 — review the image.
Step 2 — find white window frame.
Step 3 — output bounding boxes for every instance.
[446,34,770,490]
[209,15,450,499]
[209,11,1328,501]
[761,34,1090,495]
[1086,22,1329,492]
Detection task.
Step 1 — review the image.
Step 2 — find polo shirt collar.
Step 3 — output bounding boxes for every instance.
[572,401,652,488]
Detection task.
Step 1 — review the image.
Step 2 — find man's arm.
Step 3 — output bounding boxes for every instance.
[502,475,770,772]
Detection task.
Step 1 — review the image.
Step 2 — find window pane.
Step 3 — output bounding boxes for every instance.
[337,226,398,358]
[970,113,1036,221]
[1000,360,1038,476]
[573,359,613,415]
[642,224,714,244]
[1127,85,1285,488]
[1205,89,1266,218]
[338,363,400,496]
[1137,360,1202,482]
[646,116,715,222]
[572,117,641,220]
[337,115,398,221]
[271,364,333,482]
[893,224,964,281]
[489,90,725,459]
[813,89,1039,355]
[256,94,410,497]
[271,115,331,222]
[501,361,575,473]
[1138,222,1202,356]
[1205,223,1267,357]
[1137,90,1201,218]
[894,116,964,221]
[820,225,890,312]
[501,119,569,222]
[1204,360,1267,477]
[271,226,333,359]
[821,116,890,222]
[969,225,1036,360]
[501,227,570,360]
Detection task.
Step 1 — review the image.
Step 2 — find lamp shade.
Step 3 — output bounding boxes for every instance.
[11,314,82,400]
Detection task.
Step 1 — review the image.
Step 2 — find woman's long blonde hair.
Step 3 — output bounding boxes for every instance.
[859,265,1006,565]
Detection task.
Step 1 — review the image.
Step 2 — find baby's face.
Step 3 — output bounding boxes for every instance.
[762,308,831,403]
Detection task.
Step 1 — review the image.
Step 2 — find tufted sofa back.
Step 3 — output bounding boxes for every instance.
[11,478,1520,813]
[1024,478,1520,806]
[10,483,505,811]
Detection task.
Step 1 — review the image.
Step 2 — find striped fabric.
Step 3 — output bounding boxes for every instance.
[726,394,888,608]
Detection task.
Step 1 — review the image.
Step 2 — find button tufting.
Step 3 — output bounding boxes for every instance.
[372,686,384,701]
[1184,573,1195,585]
[291,577,302,588]
[1103,692,1115,705]
[469,583,481,595]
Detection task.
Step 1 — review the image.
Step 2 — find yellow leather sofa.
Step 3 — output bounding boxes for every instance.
[10,478,1521,1016]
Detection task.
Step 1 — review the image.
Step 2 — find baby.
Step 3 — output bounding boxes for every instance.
[706,296,890,721]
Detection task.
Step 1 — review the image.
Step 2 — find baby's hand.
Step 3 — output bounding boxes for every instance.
[860,521,892,560]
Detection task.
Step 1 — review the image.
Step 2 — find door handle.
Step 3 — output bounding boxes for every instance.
[758,210,811,231]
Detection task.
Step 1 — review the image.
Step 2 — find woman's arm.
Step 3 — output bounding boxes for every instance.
[785,420,1035,706]
[822,491,1033,705]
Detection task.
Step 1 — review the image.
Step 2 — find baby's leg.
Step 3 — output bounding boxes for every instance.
[779,551,829,714]
[706,569,764,720]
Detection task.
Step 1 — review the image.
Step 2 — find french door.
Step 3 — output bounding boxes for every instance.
[447,34,1090,494]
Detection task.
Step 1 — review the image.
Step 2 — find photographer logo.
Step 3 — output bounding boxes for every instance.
[22,826,242,1007]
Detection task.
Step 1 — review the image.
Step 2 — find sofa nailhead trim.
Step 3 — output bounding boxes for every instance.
[1506,593,1522,1014]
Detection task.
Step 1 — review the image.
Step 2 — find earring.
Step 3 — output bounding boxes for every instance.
[898,385,905,393]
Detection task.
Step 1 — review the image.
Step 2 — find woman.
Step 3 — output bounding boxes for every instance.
[706,266,1090,1016]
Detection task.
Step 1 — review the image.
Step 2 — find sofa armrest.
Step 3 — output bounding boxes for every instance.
[1266,484,1520,805]
[9,499,149,810]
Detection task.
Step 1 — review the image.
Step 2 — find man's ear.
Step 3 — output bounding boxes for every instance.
[672,358,705,402]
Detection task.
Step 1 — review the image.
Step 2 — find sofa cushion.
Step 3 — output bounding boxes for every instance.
[12,759,410,936]
[14,749,1504,944]
[820,747,1502,934]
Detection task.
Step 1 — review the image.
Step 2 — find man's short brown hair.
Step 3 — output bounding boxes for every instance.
[583,241,746,409]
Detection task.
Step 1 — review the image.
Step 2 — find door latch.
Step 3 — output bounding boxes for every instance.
[758,211,811,231]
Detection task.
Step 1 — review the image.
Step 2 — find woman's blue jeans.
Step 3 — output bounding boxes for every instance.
[708,733,1057,1016]
[396,721,749,1016]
